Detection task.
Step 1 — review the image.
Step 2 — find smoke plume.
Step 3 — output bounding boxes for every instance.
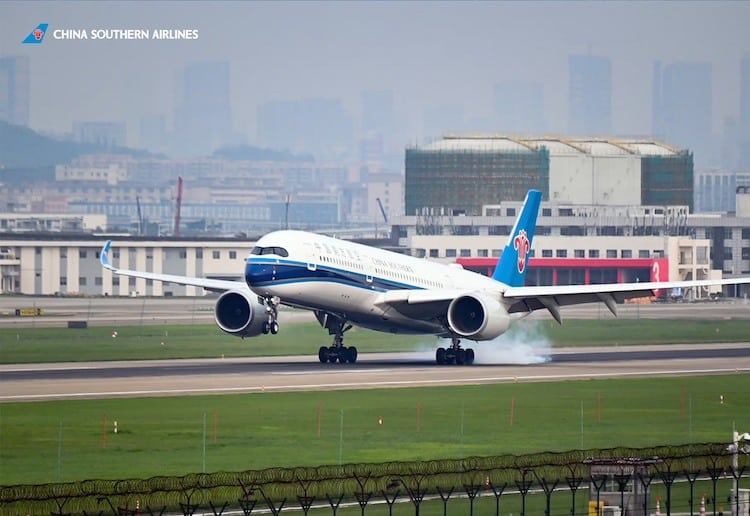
[412,320,553,365]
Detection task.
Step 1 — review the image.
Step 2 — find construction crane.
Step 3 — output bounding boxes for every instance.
[136,196,143,236]
[376,197,388,223]
[174,176,183,237]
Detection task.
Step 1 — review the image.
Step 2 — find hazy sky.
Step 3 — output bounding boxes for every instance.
[2,1,749,147]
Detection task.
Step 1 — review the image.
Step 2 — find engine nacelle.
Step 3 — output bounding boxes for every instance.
[214,289,268,338]
[446,293,510,341]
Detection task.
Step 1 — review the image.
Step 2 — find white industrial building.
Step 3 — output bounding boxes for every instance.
[0,237,251,296]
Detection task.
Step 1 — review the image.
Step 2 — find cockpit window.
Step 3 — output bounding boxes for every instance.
[251,246,289,257]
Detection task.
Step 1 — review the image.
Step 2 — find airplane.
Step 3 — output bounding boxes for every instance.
[100,190,750,365]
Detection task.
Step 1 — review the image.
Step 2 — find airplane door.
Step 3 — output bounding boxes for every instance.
[365,256,374,285]
[303,243,317,272]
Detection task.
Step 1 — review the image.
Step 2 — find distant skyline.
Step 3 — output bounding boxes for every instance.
[2,1,749,157]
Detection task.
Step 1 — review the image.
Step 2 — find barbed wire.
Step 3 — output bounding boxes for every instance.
[1,442,746,515]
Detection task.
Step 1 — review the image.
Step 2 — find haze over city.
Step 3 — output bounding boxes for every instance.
[2,0,749,163]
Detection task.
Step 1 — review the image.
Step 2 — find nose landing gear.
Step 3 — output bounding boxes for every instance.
[260,296,280,335]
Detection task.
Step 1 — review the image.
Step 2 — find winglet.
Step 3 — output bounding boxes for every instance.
[100,240,114,270]
[492,190,542,287]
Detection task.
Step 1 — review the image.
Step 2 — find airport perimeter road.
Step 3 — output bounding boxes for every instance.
[1,296,749,329]
[1,343,748,402]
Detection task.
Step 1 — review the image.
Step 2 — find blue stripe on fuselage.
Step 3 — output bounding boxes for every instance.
[244,257,423,292]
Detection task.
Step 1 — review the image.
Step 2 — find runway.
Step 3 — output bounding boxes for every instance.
[2,297,749,402]
[2,343,748,402]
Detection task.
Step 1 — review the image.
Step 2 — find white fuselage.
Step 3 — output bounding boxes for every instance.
[244,230,505,335]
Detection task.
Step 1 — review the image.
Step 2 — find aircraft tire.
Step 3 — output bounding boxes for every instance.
[262,322,270,334]
[455,348,466,365]
[436,347,446,365]
[347,346,358,364]
[318,346,329,363]
[465,348,475,365]
[444,349,456,365]
[328,346,338,363]
[270,321,279,334]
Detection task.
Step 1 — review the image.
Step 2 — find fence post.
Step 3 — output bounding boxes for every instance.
[436,486,453,516]
[566,474,584,516]
[516,469,533,516]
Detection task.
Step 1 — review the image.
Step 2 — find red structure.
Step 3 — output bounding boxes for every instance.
[457,257,670,296]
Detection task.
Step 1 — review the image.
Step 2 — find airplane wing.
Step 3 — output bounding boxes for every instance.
[503,277,750,323]
[375,277,750,325]
[100,240,245,292]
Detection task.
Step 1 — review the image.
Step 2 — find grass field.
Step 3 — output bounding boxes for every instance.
[1,374,747,486]
[1,318,750,363]
[2,315,748,514]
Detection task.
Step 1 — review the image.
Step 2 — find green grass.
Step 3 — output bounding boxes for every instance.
[1,318,750,363]
[1,374,747,485]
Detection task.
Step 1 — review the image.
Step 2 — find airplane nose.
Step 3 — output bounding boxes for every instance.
[245,262,274,285]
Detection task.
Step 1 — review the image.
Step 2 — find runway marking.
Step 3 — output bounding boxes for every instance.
[2,367,748,401]
[272,368,392,375]
[0,365,100,372]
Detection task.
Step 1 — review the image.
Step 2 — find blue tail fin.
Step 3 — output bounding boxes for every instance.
[492,190,542,287]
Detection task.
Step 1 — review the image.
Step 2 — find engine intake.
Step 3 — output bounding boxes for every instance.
[214,290,267,337]
[447,294,510,341]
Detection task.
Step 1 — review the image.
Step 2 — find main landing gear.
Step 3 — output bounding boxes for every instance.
[315,311,358,364]
[260,296,280,335]
[436,337,475,365]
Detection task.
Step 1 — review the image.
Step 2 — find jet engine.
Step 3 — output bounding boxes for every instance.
[446,293,510,341]
[214,289,268,337]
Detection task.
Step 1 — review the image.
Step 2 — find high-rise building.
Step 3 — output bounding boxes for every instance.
[361,90,395,140]
[494,81,545,135]
[739,54,750,169]
[173,61,232,157]
[0,55,30,126]
[257,98,354,160]
[568,54,612,136]
[652,60,712,167]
